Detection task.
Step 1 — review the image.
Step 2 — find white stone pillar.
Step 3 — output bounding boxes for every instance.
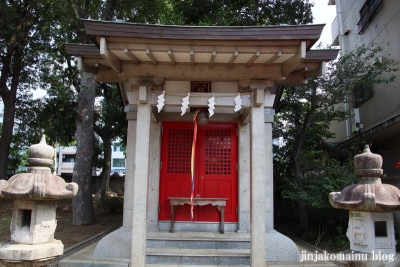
[147,122,161,231]
[250,88,267,266]
[264,108,275,231]
[238,123,251,233]
[123,112,137,227]
[130,85,152,267]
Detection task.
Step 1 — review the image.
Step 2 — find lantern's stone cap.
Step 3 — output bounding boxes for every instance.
[329,145,400,212]
[0,135,78,200]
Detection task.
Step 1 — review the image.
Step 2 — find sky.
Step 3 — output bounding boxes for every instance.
[311,0,337,46]
[33,1,338,99]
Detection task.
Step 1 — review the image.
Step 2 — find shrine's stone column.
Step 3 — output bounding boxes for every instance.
[238,123,251,233]
[264,107,275,231]
[123,111,136,227]
[130,85,152,267]
[147,121,162,231]
[250,86,267,266]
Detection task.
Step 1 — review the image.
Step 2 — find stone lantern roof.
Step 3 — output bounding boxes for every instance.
[0,135,78,200]
[329,145,400,212]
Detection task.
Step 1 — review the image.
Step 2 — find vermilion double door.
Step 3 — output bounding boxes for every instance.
[159,122,238,222]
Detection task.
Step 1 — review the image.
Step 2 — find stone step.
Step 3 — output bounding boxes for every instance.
[146,247,250,265]
[147,231,250,250]
[147,239,250,249]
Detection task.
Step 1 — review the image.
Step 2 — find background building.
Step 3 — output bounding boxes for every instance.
[329,0,400,178]
[111,141,125,175]
[0,101,3,123]
[57,140,126,178]
[329,0,400,235]
[57,145,77,177]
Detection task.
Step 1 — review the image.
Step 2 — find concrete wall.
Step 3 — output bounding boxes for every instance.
[327,102,348,143]
[335,0,400,132]
[332,0,400,241]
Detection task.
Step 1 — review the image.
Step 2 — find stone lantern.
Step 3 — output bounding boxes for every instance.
[329,145,400,255]
[0,135,78,267]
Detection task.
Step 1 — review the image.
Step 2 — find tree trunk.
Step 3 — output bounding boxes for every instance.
[69,0,121,223]
[93,125,112,201]
[72,72,95,225]
[298,200,309,232]
[0,91,17,179]
[294,158,309,232]
[291,97,314,233]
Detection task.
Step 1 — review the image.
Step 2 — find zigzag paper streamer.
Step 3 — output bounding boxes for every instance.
[181,93,190,116]
[156,91,165,113]
[208,96,215,117]
[234,94,242,112]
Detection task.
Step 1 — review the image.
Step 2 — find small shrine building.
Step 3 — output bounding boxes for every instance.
[66,20,338,267]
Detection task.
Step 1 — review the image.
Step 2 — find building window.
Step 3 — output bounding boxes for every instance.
[113,143,120,152]
[62,155,75,163]
[113,159,125,167]
[357,0,383,34]
[353,85,373,107]
[113,143,124,152]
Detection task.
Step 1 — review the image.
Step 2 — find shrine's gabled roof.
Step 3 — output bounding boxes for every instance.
[65,20,339,86]
[82,19,325,43]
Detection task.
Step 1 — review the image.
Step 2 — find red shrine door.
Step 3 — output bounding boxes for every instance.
[159,122,238,222]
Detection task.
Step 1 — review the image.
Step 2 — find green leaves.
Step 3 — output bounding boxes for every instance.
[167,0,314,26]
[274,43,398,243]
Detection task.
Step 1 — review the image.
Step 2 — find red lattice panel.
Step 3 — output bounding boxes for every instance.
[167,128,193,174]
[204,129,231,175]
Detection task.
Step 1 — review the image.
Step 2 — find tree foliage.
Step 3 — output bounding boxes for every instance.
[48,0,171,223]
[93,82,127,200]
[273,44,398,242]
[1,0,317,226]
[0,0,66,179]
[168,0,314,26]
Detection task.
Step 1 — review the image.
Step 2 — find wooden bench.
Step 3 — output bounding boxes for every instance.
[168,197,228,234]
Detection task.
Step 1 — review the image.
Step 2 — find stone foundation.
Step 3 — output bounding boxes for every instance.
[93,227,300,262]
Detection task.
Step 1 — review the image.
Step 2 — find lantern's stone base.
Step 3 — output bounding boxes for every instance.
[0,240,63,267]
[347,211,396,254]
[11,200,57,245]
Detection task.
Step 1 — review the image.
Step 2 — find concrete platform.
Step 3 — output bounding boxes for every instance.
[58,231,340,267]
[59,242,339,266]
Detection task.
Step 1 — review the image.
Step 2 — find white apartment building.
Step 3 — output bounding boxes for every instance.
[56,145,77,176]
[57,140,126,177]
[110,141,125,175]
[0,101,3,122]
[329,0,400,178]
